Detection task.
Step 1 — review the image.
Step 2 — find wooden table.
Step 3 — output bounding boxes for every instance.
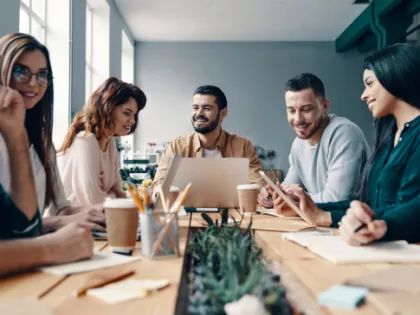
[0,214,413,314]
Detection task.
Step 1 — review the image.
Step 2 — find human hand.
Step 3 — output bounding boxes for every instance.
[42,222,94,264]
[339,201,386,245]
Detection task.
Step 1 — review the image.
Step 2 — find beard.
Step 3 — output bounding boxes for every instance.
[294,116,323,140]
[192,112,221,134]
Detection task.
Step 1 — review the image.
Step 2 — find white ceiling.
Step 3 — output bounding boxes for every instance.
[114,0,368,41]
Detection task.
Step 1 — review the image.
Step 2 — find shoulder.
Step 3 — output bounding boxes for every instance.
[224,131,253,147]
[64,132,100,155]
[324,115,366,141]
[170,132,195,145]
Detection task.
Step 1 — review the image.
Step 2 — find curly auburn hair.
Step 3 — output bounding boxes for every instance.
[58,77,146,152]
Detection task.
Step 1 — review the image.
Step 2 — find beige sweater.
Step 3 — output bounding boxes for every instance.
[57,132,122,207]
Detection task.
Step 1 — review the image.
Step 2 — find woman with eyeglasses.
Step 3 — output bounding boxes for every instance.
[275,43,420,245]
[0,33,106,232]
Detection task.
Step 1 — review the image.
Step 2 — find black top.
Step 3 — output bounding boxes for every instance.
[0,183,41,240]
[318,115,420,242]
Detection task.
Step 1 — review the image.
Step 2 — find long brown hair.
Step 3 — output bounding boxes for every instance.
[58,77,146,152]
[0,33,56,208]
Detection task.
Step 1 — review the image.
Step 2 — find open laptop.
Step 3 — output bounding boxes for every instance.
[171,158,249,210]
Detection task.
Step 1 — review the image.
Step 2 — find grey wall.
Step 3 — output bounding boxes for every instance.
[0,0,19,37]
[134,41,372,173]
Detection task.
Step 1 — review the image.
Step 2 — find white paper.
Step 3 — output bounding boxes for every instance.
[39,252,141,275]
[284,235,420,264]
[87,279,169,304]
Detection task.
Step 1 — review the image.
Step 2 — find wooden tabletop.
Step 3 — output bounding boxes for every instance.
[0,213,414,314]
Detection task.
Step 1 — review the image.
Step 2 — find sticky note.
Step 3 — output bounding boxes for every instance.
[317,285,368,309]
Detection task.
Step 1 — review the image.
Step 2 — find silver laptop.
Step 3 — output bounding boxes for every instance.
[172,158,249,208]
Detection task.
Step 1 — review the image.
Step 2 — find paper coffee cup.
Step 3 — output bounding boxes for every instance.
[237,184,259,213]
[104,198,138,251]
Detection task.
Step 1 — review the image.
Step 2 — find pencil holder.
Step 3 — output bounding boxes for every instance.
[139,211,180,259]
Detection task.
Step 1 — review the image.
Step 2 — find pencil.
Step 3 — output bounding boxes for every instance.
[127,184,145,212]
[75,270,135,297]
[151,183,192,256]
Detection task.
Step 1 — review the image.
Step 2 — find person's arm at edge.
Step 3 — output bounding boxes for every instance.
[3,130,37,220]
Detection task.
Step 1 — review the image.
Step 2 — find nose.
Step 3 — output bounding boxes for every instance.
[294,111,303,124]
[198,107,205,115]
[128,115,135,125]
[28,74,38,87]
[361,88,368,102]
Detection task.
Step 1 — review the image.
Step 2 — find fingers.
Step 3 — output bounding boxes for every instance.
[257,192,273,208]
[368,220,387,239]
[349,201,374,225]
[85,222,106,232]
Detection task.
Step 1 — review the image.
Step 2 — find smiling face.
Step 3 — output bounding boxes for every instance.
[110,97,138,136]
[191,94,226,134]
[285,88,329,140]
[361,69,398,118]
[9,49,49,110]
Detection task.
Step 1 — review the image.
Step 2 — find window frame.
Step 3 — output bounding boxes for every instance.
[20,0,47,44]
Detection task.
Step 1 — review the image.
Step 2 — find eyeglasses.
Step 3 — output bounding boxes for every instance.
[12,65,52,87]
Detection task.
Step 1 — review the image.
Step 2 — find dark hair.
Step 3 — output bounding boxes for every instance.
[193,85,227,110]
[285,73,325,100]
[58,77,146,152]
[355,43,420,201]
[0,33,56,207]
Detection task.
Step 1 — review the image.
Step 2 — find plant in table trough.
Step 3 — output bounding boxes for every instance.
[187,209,292,315]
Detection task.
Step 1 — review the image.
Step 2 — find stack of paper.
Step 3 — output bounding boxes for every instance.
[283,235,420,264]
[40,252,141,275]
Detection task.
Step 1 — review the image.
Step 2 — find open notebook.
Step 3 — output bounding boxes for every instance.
[283,234,420,264]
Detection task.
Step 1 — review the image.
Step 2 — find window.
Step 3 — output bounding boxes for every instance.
[85,1,110,101]
[120,30,135,156]
[85,4,93,101]
[19,0,47,44]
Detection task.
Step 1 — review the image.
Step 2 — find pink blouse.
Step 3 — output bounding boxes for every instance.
[57,132,122,207]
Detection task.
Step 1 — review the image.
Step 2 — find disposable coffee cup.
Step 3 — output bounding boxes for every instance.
[237,184,259,214]
[104,198,139,251]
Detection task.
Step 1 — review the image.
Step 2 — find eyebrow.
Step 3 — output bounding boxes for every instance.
[15,63,48,71]
[192,104,213,107]
[124,108,134,113]
[287,104,313,109]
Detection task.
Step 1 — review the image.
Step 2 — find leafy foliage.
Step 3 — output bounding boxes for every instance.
[187,209,292,315]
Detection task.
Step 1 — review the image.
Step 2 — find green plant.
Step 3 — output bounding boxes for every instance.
[187,209,292,315]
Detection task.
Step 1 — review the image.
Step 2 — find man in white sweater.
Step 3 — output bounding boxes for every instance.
[258,73,370,210]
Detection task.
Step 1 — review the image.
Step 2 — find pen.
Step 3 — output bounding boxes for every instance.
[353,214,380,233]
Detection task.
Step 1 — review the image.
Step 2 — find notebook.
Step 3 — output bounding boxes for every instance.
[283,235,420,264]
[0,299,54,315]
[40,252,141,275]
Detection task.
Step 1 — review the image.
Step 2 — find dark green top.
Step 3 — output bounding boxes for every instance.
[318,115,420,242]
[0,183,41,240]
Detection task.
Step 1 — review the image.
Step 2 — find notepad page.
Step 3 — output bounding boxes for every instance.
[39,252,141,275]
[284,235,420,264]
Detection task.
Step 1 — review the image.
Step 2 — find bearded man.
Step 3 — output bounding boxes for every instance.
[152,85,265,195]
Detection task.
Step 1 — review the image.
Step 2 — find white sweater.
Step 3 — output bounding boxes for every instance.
[283,114,371,203]
[0,134,70,216]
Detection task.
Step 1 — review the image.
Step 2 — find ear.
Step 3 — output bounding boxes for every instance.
[322,98,330,115]
[219,108,228,121]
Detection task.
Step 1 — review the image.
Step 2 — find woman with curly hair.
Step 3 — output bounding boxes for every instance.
[57,77,147,207]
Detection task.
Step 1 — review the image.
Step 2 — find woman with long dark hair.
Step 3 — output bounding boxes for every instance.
[277,43,420,244]
[57,77,146,207]
[0,33,106,231]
